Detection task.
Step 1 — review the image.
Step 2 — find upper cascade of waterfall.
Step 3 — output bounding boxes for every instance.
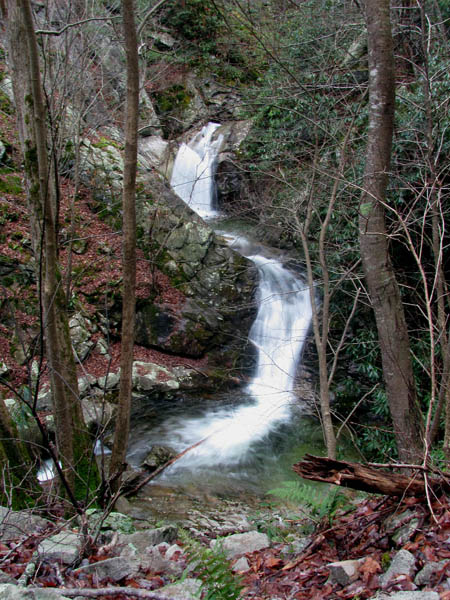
[170,122,223,219]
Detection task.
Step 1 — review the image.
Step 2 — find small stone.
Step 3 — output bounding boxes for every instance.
[380,549,416,588]
[375,592,439,600]
[122,545,183,576]
[165,543,182,560]
[281,536,312,556]
[36,385,52,410]
[157,578,202,599]
[74,556,139,582]
[210,531,270,559]
[328,559,362,586]
[38,531,82,565]
[96,337,110,356]
[141,445,176,470]
[0,361,10,376]
[0,584,72,599]
[97,371,120,390]
[414,560,446,586]
[232,556,250,572]
[384,510,420,546]
[119,526,178,554]
[77,374,97,395]
[82,398,115,429]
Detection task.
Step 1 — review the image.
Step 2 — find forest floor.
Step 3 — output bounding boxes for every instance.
[1,490,450,599]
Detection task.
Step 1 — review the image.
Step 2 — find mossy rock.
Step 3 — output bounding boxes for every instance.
[153,84,192,115]
[85,509,135,534]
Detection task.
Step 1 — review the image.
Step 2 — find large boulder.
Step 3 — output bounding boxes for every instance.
[0,506,50,542]
[210,531,270,559]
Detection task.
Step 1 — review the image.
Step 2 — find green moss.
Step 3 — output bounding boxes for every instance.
[153,84,192,114]
[24,144,38,173]
[92,136,121,150]
[0,174,23,195]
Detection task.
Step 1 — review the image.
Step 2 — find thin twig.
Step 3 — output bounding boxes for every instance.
[336,382,378,441]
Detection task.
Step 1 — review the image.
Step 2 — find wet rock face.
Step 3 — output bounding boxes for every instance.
[216,157,243,211]
[135,179,257,361]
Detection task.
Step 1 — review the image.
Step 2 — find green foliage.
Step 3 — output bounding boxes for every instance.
[180,531,243,600]
[249,509,290,542]
[0,202,19,225]
[163,0,222,48]
[268,481,352,524]
[0,90,13,115]
[381,551,391,571]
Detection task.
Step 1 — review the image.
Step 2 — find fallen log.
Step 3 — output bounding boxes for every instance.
[292,454,450,496]
[31,588,191,599]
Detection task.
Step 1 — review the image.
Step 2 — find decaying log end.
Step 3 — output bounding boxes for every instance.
[292,454,449,496]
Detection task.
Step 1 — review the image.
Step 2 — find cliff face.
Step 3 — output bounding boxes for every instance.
[0,2,258,394]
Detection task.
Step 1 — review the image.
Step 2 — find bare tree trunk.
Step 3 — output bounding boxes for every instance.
[359,0,423,462]
[109,0,139,494]
[0,398,39,509]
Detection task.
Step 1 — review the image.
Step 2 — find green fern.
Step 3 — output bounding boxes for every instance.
[268,481,351,523]
[179,531,243,600]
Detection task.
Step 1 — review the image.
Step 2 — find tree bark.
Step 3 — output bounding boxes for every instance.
[359,0,423,462]
[109,0,139,494]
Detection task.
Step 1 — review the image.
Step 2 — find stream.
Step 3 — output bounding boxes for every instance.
[127,123,320,497]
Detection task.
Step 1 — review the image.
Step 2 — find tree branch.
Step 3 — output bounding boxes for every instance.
[137,0,171,37]
[35,17,118,36]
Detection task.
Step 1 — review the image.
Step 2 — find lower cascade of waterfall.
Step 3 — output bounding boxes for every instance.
[128,123,313,491]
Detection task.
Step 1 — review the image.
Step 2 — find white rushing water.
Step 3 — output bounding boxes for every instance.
[170,122,224,219]
[147,122,312,469]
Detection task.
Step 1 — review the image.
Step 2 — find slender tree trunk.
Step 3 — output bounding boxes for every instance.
[359,0,423,462]
[109,0,139,494]
[0,398,39,509]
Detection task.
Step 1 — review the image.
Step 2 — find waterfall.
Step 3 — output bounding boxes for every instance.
[170,122,223,219]
[152,122,313,469]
